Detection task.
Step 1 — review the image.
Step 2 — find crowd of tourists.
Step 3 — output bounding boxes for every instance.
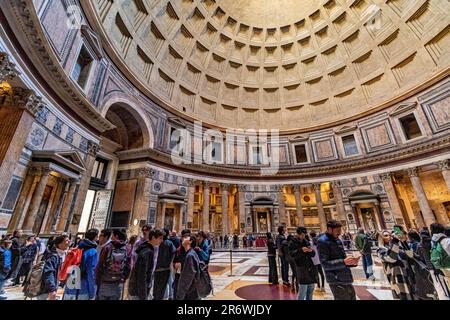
[265,221,450,300]
[0,227,213,300]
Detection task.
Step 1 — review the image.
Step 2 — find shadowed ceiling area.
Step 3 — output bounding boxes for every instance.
[89,0,450,131]
[104,104,144,150]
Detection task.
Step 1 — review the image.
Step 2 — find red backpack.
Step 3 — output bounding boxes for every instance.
[58,248,83,282]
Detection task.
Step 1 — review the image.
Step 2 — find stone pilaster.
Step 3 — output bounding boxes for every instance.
[407,167,435,227]
[437,160,450,190]
[0,86,44,207]
[186,179,196,230]
[56,178,79,232]
[238,185,246,233]
[21,168,51,234]
[379,173,405,227]
[313,183,327,231]
[331,181,346,225]
[276,185,287,226]
[293,185,305,226]
[202,181,211,231]
[220,183,231,236]
[130,167,153,236]
[159,201,167,229]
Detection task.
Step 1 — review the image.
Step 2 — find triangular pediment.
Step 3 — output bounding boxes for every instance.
[81,25,103,59]
[390,102,417,117]
[290,135,308,142]
[168,117,186,128]
[335,125,358,135]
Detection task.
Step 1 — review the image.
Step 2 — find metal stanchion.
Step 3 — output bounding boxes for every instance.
[228,249,233,277]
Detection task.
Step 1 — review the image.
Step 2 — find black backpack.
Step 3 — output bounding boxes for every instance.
[196,261,212,298]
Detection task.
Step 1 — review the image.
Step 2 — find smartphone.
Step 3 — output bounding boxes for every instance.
[393,226,402,236]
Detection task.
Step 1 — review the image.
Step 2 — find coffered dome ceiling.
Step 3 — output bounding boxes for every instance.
[87,0,450,131]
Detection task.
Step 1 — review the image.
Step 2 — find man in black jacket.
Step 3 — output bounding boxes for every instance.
[318,220,359,300]
[172,229,191,299]
[153,229,176,300]
[37,234,70,300]
[128,229,164,300]
[276,226,289,286]
[8,230,24,282]
[176,235,200,300]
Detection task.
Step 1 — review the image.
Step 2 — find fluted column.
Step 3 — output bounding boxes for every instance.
[186,179,196,229]
[8,167,39,232]
[21,168,51,234]
[379,173,405,226]
[293,184,304,226]
[159,202,167,229]
[220,184,230,236]
[313,183,327,231]
[0,85,44,208]
[202,181,211,231]
[68,141,98,234]
[130,168,153,235]
[238,185,246,233]
[276,185,287,226]
[437,160,450,190]
[407,167,435,227]
[332,181,346,224]
[56,178,78,232]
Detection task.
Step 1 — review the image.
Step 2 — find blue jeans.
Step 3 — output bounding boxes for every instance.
[97,282,124,300]
[298,284,315,300]
[279,256,289,283]
[362,253,374,279]
[0,273,7,296]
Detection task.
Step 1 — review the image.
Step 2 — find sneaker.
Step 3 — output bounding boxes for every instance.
[369,275,376,281]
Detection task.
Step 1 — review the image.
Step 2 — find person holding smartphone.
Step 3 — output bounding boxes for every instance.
[317,220,360,300]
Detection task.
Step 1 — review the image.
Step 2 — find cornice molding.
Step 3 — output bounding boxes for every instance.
[0,51,20,81]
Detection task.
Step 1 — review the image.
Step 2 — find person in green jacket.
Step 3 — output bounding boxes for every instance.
[355,228,375,281]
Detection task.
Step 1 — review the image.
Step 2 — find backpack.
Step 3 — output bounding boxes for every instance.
[196,261,212,298]
[58,248,83,283]
[23,254,46,298]
[431,239,450,270]
[102,245,128,282]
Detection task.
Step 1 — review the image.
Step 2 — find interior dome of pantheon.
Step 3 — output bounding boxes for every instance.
[0,1,450,301]
[85,0,449,131]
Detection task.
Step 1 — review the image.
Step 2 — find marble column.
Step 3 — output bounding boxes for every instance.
[8,167,39,232]
[21,168,51,234]
[277,185,287,226]
[379,173,405,226]
[178,203,186,231]
[238,185,246,233]
[313,183,327,231]
[0,85,43,209]
[202,181,211,231]
[130,168,153,235]
[293,184,304,226]
[437,160,450,190]
[186,179,196,229]
[220,183,230,236]
[68,141,99,234]
[407,167,435,227]
[159,202,167,229]
[50,180,69,233]
[331,181,346,225]
[56,178,78,232]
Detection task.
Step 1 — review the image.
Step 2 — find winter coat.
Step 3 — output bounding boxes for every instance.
[96,240,131,284]
[0,247,12,278]
[22,243,38,264]
[63,239,98,300]
[128,242,156,300]
[169,236,181,249]
[156,239,176,271]
[267,238,277,257]
[40,247,63,294]
[355,233,372,254]
[176,248,200,300]
[431,233,450,256]
[377,241,414,300]
[317,233,353,285]
[288,237,318,284]
[417,236,433,270]
[310,237,321,266]
[276,234,287,257]
[195,240,209,263]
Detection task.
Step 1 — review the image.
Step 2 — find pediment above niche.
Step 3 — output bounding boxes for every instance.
[289,135,308,142]
[334,125,358,135]
[81,25,103,59]
[168,117,186,127]
[389,102,418,117]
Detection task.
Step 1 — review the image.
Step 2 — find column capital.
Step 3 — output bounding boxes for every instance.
[69,177,80,185]
[0,52,20,82]
[379,172,393,181]
[238,184,247,192]
[312,183,321,191]
[274,185,284,192]
[186,178,197,187]
[38,167,51,176]
[407,167,419,178]
[1,86,45,116]
[137,167,153,178]
[203,181,212,188]
[437,160,449,171]
[220,183,231,192]
[293,184,302,192]
[87,140,100,157]
[331,180,342,188]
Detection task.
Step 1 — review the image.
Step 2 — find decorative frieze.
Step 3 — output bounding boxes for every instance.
[0,52,20,82]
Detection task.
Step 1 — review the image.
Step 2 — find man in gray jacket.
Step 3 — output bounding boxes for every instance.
[176,235,200,300]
